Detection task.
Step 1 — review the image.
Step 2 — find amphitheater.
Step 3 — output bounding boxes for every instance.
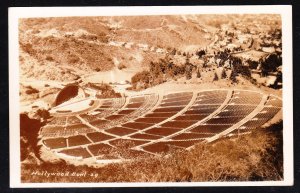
[40,89,282,165]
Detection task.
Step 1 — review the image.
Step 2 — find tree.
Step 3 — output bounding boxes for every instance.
[166,62,176,78]
[247,59,259,69]
[221,68,227,79]
[273,71,282,89]
[203,57,208,68]
[35,109,51,121]
[185,64,192,80]
[149,61,163,79]
[260,53,282,76]
[197,68,201,78]
[170,48,177,55]
[230,68,238,83]
[131,70,150,89]
[196,49,206,59]
[213,72,219,81]
[185,56,193,80]
[117,63,126,70]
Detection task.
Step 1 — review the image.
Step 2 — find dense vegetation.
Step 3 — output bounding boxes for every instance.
[130,47,283,90]
[260,53,282,77]
[20,114,45,163]
[131,56,187,90]
[85,82,122,98]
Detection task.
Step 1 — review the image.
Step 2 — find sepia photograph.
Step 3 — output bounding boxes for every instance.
[9,6,293,187]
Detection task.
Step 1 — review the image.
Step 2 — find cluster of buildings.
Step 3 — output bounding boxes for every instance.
[197,17,282,88]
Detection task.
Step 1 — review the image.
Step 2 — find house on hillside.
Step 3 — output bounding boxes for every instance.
[227,43,239,51]
[137,43,149,51]
[124,42,134,49]
[108,41,124,47]
[262,47,276,53]
[232,50,269,63]
[156,48,166,54]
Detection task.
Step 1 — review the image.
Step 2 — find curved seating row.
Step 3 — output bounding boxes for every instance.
[40,90,282,162]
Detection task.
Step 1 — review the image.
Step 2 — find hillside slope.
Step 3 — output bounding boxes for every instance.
[19,15,213,81]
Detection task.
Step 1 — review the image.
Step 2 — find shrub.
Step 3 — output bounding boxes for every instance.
[25,86,39,95]
[131,71,150,85]
[185,66,192,80]
[131,70,151,89]
[35,109,50,120]
[170,48,177,55]
[20,113,44,163]
[237,65,251,77]
[185,57,193,80]
[247,59,259,69]
[20,43,35,55]
[196,49,206,59]
[45,55,54,61]
[68,54,80,64]
[221,68,227,79]
[260,53,282,76]
[230,57,251,78]
[130,56,188,90]
[230,69,238,83]
[196,69,201,78]
[89,83,121,98]
[213,72,219,81]
[117,64,126,70]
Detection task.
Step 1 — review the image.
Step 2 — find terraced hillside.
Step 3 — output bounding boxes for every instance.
[40,89,282,165]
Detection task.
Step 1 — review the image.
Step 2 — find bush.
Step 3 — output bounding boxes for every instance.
[247,59,259,69]
[68,54,80,64]
[20,43,35,55]
[260,53,282,76]
[185,68,192,80]
[230,69,238,83]
[131,71,150,85]
[117,64,126,70]
[170,48,177,55]
[20,113,44,163]
[130,57,186,90]
[237,66,251,77]
[185,58,193,80]
[45,55,54,61]
[221,68,227,79]
[230,57,251,78]
[25,86,39,95]
[89,83,121,98]
[196,69,201,78]
[35,109,50,120]
[213,72,219,81]
[196,49,206,59]
[131,70,151,89]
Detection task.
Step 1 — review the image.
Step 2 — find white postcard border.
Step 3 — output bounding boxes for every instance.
[9,5,293,187]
